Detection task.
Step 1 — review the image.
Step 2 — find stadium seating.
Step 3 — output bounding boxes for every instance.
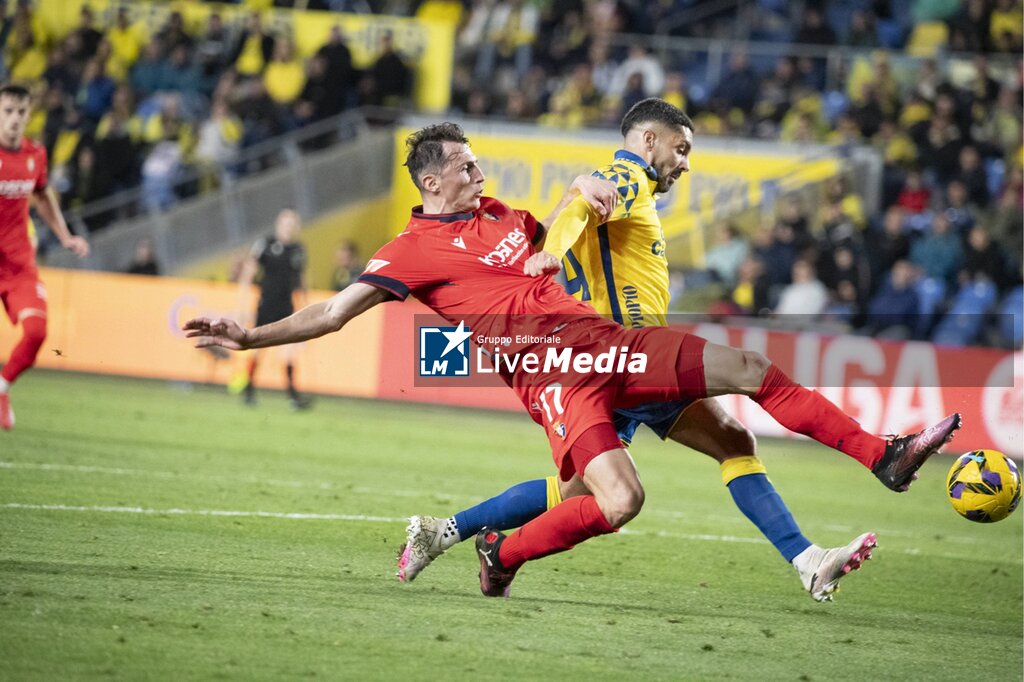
[931,279,999,347]
[14,0,1020,351]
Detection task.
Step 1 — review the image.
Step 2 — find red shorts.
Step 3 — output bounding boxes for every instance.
[512,319,708,478]
[0,272,47,324]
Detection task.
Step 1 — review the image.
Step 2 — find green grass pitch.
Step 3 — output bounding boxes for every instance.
[1,371,1021,681]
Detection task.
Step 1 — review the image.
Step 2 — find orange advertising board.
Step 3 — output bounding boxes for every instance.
[0,269,382,397]
[2,269,1019,457]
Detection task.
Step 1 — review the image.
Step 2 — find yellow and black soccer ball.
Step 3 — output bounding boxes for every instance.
[946,450,1021,523]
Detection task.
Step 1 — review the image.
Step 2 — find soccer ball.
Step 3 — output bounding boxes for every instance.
[946,450,1021,523]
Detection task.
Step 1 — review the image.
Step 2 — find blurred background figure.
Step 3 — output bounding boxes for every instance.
[125,237,160,276]
[236,209,311,411]
[330,239,363,291]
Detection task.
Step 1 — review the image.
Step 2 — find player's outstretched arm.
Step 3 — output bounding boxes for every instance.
[184,283,389,351]
[539,175,617,231]
[525,175,617,277]
[526,175,617,277]
[32,187,89,257]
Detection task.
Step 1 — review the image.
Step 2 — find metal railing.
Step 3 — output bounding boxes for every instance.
[63,109,383,232]
[45,110,396,274]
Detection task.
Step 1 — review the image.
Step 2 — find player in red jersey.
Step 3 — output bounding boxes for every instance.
[0,84,89,431]
[185,123,961,597]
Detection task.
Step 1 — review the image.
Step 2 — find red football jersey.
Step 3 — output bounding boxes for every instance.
[0,138,48,275]
[358,197,602,351]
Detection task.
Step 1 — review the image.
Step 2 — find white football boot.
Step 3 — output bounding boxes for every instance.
[397,515,459,582]
[794,532,877,602]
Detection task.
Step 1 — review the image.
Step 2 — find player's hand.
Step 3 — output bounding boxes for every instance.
[571,175,618,219]
[524,251,561,277]
[183,317,250,351]
[63,236,90,258]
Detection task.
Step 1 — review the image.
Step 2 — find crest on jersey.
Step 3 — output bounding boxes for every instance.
[482,212,499,222]
[553,421,567,439]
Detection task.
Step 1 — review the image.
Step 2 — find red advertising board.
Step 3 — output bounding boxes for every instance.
[375,301,1022,457]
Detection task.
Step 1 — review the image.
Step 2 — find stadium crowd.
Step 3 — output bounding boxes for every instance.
[443,0,1022,348]
[0,2,412,227]
[3,0,1021,348]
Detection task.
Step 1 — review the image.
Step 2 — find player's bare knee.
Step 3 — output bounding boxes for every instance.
[737,350,770,388]
[737,427,757,457]
[722,421,757,457]
[599,485,645,528]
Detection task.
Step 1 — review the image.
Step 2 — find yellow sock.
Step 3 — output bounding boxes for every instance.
[720,455,768,486]
[545,475,562,510]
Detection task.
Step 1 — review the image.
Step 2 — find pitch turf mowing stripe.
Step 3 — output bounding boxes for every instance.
[1,503,404,522]
[0,458,1007,544]
[0,461,430,497]
[3,502,1021,565]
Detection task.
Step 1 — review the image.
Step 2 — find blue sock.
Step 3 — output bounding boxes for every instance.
[727,473,811,562]
[453,478,548,540]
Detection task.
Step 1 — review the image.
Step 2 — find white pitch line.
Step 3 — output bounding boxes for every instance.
[0,502,774,546]
[1,502,404,523]
[2,461,1016,552]
[0,461,432,498]
[4,502,1020,564]
[0,461,177,478]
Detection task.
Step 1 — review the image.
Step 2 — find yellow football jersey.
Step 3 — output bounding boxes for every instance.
[544,150,669,328]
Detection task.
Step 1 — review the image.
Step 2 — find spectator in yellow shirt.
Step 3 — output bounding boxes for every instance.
[990,0,1024,52]
[108,7,145,82]
[263,37,305,105]
[233,13,274,77]
[7,22,47,83]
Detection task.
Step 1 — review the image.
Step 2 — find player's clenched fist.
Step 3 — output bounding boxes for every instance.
[523,251,561,277]
[63,236,90,258]
[570,175,618,218]
[183,317,249,350]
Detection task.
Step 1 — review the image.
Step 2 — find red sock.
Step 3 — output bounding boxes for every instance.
[498,496,615,570]
[1,316,46,384]
[754,364,886,469]
[247,356,258,380]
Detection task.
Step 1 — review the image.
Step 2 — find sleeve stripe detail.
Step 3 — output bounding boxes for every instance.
[531,222,546,245]
[358,273,410,300]
[596,223,624,325]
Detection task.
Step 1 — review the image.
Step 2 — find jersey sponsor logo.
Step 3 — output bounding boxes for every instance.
[621,285,646,327]
[364,259,390,273]
[419,320,472,377]
[651,239,666,257]
[0,179,36,198]
[451,235,466,250]
[478,228,528,267]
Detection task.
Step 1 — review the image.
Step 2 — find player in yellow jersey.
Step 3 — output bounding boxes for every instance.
[552,150,671,329]
[400,99,878,601]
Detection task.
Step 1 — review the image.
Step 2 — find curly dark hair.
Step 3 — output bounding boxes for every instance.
[404,122,470,190]
[620,98,693,137]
